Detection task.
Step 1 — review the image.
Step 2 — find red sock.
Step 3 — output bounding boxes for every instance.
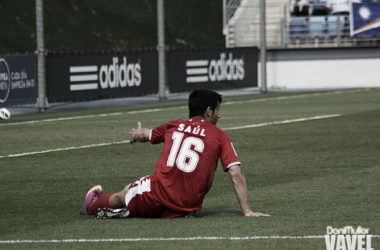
[87,193,113,215]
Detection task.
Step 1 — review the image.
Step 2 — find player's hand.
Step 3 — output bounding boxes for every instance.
[129,121,142,144]
[244,211,270,217]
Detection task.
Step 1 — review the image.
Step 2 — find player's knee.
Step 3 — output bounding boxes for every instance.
[115,193,126,204]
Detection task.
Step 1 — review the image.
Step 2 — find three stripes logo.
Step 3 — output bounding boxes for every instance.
[69,57,141,92]
[186,60,209,83]
[69,66,98,91]
[186,53,245,84]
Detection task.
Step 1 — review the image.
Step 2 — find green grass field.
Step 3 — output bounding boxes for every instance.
[0,89,379,250]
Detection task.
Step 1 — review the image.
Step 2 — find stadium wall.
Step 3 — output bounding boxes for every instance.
[259,47,380,90]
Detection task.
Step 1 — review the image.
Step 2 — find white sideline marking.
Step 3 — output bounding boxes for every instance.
[0,235,379,244]
[223,88,371,105]
[0,114,341,160]
[0,141,129,160]
[0,88,371,127]
[224,114,341,131]
[0,108,186,127]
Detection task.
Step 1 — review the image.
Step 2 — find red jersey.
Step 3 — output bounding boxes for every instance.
[149,117,240,212]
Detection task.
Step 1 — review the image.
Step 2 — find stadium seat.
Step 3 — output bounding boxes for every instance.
[327,16,345,36]
[290,17,308,38]
[308,16,326,37]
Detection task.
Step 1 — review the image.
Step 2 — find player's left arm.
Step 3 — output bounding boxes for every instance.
[228,165,270,217]
[129,122,150,144]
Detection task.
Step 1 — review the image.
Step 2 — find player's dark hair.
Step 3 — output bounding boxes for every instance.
[188,89,222,118]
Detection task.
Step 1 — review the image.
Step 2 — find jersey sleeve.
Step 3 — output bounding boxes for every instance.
[150,122,169,144]
[220,132,241,172]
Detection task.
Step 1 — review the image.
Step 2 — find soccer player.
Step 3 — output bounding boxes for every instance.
[80,89,269,219]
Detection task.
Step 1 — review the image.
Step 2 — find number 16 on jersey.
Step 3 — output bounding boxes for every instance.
[166,132,205,173]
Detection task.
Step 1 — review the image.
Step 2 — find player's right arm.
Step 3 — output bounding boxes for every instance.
[228,165,270,217]
[220,131,270,217]
[129,122,150,144]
